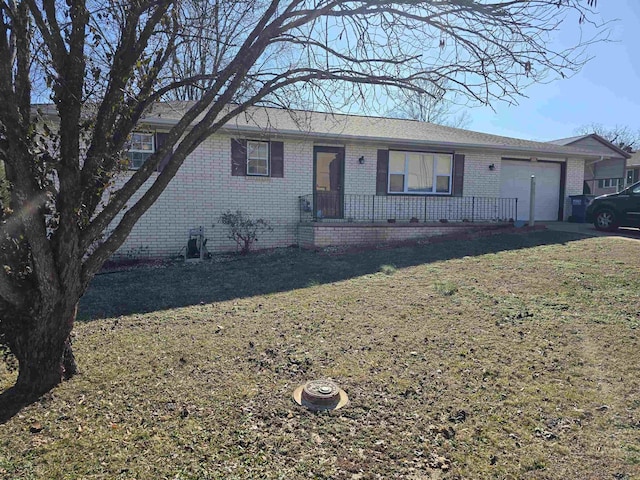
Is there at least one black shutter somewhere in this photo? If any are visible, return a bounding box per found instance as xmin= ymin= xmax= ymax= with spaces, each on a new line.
xmin=452 ymin=153 xmax=465 ymax=196
xmin=231 ymin=139 xmax=247 ymax=176
xmin=155 ymin=132 xmax=171 ymax=172
xmin=376 ymin=149 xmax=389 ymax=195
xmin=270 ymin=141 xmax=284 ymax=177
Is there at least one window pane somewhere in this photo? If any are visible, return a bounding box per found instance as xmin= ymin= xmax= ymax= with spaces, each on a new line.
xmin=316 ymin=153 xmax=337 ymax=191
xmin=257 ymin=143 xmax=268 ymax=159
xmin=248 ymin=158 xmax=268 ymax=175
xmin=436 ymin=155 xmax=452 ymax=175
xmin=389 ymin=174 xmax=404 ymax=192
xmin=131 ymin=133 xmax=153 ymax=151
xmin=127 ymin=151 xmax=151 ymax=169
xmin=247 ymin=142 xmax=257 ymax=157
xmin=248 ymin=141 xmax=268 ymax=159
xmin=389 ymin=151 xmax=405 ymax=172
xmin=407 ymin=154 xmax=433 ymax=192
xmin=130 ymin=134 xmax=142 ymax=150
xmin=436 ymin=175 xmax=450 ymax=193
xmin=247 ymin=141 xmax=269 ymax=175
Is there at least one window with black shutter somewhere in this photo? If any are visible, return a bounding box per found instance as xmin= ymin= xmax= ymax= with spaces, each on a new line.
xmin=125 ymin=131 xmax=173 ymax=172
xmin=231 ymin=139 xmax=284 ymax=177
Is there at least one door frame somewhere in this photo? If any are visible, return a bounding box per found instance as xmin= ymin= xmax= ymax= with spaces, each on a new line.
xmin=313 ymin=145 xmax=345 ymax=219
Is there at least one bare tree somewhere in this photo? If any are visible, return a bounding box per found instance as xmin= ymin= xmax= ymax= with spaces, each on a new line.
xmin=388 ymin=79 xmax=472 ymax=128
xmin=575 ymin=123 xmax=640 ymax=152
xmin=0 ymin=0 xmax=605 ymax=405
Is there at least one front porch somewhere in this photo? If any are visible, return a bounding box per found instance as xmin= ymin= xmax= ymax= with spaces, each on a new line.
xmin=298 ymin=194 xmax=517 ymax=248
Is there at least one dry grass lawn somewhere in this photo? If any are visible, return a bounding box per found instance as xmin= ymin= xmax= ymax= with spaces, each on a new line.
xmin=1 ymin=230 xmax=639 ymax=479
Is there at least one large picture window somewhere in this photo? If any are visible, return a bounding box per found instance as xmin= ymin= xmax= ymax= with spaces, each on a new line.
xmin=247 ymin=140 xmax=269 ymax=176
xmin=127 ymin=132 xmax=155 ymax=170
xmin=388 ymin=151 xmax=452 ymax=194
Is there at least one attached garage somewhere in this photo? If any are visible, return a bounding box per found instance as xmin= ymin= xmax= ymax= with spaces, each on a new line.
xmin=500 ymin=160 xmax=562 ymax=221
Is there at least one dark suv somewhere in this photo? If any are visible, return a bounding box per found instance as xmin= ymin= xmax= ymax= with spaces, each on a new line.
xmin=585 ymin=181 xmax=640 ymax=231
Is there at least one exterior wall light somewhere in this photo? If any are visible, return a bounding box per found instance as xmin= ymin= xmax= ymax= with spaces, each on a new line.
xmin=488 ymin=163 xmax=495 ymax=171
xmin=358 ymin=156 xmax=365 ymax=164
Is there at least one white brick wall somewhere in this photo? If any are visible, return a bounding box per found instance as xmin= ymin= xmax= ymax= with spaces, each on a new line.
xmin=112 ymin=134 xmax=314 ymax=257
xmin=108 ymin=136 xmax=586 ymax=257
xmin=564 ymin=157 xmax=585 ymax=220
xmin=460 ymin=151 xmax=502 ymax=197
xmin=344 ymin=144 xmax=378 ymax=195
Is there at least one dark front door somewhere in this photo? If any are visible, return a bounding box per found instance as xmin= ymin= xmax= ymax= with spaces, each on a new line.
xmin=314 ymin=146 xmax=344 ymax=219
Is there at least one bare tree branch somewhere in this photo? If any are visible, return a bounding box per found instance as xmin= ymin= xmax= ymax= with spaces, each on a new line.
xmin=0 ymin=0 xmax=608 ymax=397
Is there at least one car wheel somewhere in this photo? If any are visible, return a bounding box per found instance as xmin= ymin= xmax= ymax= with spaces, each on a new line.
xmin=594 ymin=209 xmax=618 ymax=231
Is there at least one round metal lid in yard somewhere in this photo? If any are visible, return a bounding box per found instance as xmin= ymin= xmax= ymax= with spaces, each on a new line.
xmin=293 ymin=379 xmax=349 ymax=411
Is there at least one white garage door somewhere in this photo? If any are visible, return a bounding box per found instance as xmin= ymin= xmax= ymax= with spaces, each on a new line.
xmin=500 ymin=160 xmax=561 ymax=221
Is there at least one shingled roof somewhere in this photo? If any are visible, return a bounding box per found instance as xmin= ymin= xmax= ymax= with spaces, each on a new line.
xmin=38 ymin=101 xmax=602 ymax=159
xmin=138 ymin=102 xmax=601 ymax=159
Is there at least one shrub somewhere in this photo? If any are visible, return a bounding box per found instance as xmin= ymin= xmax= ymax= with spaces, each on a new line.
xmin=219 ymin=210 xmax=272 ymax=255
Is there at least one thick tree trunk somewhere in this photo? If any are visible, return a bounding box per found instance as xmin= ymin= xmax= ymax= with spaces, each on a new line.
xmin=9 ymin=304 xmax=78 ymax=398
xmin=14 ymin=344 xmax=68 ymax=397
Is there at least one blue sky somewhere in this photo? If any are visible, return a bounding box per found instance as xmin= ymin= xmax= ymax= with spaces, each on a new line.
xmin=468 ymin=1 xmax=640 ymax=142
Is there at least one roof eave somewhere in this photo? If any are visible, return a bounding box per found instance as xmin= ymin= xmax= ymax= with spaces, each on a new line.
xmin=139 ymin=117 xmax=598 ymax=160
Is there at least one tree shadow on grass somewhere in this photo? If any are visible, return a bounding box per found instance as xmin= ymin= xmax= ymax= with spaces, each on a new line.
xmin=0 ymin=387 xmax=40 ymax=424
xmin=78 ymin=229 xmax=598 ymax=320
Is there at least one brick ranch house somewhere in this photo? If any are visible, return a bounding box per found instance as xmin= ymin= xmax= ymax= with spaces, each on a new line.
xmin=100 ymin=103 xmax=604 ymax=257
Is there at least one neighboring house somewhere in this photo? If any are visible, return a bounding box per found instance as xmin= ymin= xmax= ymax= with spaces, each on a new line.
xmin=625 ymin=151 xmax=640 ymax=187
xmin=549 ymin=134 xmax=632 ymax=196
xmin=101 ymin=103 xmax=603 ymax=256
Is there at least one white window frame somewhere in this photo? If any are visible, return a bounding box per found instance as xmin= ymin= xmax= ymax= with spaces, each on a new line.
xmin=127 ymin=132 xmax=155 ymax=170
xmin=246 ymin=140 xmax=270 ymax=176
xmin=598 ymin=178 xmax=622 ymax=189
xmin=388 ymin=151 xmax=453 ymax=195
